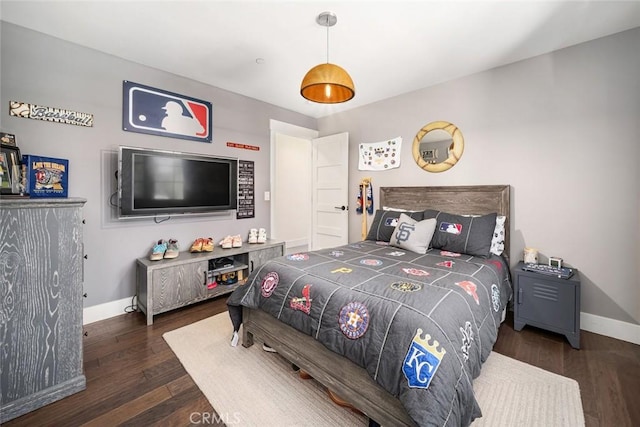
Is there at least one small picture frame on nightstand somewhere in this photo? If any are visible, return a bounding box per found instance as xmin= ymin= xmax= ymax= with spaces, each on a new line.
xmin=549 ymin=257 xmax=562 ymax=268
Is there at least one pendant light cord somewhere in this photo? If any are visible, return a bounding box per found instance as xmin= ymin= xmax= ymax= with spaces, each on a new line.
xmin=325 ymin=15 xmax=330 ymax=64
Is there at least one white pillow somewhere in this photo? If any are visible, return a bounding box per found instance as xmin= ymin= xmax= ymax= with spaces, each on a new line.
xmin=389 ymin=213 xmax=437 ymax=254
xmin=490 ymin=215 xmax=506 ymax=256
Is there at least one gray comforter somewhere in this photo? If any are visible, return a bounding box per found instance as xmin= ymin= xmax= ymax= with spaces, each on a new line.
xmin=227 ymin=240 xmax=512 ymax=426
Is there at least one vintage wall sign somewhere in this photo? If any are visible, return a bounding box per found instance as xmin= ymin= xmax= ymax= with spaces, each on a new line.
xmin=10 ymin=101 xmax=93 ymax=127
xmin=122 ymin=81 xmax=212 ymax=143
xmin=237 ymin=160 xmax=255 ymax=219
xmin=227 ymin=141 xmax=260 ymax=151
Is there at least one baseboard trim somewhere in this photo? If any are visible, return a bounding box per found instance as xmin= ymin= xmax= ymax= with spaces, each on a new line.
xmin=83 ymin=296 xmax=135 ymax=325
xmin=581 ymin=312 xmax=640 ymax=345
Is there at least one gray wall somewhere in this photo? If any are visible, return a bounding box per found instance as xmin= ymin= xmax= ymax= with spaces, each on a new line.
xmin=3 ymin=21 xmax=639 ymax=327
xmin=0 ymin=22 xmax=316 ymax=308
xmin=319 ymin=27 xmax=640 ymax=324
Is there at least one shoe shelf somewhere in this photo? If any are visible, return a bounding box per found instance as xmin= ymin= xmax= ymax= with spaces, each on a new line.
xmin=136 ymin=239 xmax=285 ymax=325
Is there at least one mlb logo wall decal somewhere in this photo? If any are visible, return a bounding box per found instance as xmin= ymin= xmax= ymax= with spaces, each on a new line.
xmin=122 ymin=81 xmax=212 ymax=143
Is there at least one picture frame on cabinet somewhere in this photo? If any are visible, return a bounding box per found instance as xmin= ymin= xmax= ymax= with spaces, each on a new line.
xmin=0 ymin=143 xmax=22 ymax=194
xmin=0 ymin=132 xmax=16 ymax=146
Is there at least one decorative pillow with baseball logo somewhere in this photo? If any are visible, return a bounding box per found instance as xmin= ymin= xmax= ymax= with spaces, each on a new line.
xmin=389 ymin=213 xmax=437 ymax=254
xmin=366 ymin=209 xmax=424 ymax=242
xmin=423 ymin=210 xmax=498 ymax=258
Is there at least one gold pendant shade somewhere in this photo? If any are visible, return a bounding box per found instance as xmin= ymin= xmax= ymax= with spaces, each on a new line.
xmin=300 ymin=63 xmax=355 ymax=104
xmin=300 ymin=12 xmax=355 ymax=104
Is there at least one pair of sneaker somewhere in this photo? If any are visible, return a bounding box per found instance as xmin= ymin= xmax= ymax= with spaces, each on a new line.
xmin=220 ymin=235 xmax=242 ymax=249
xmin=150 ymin=239 xmax=179 ymax=261
xmin=190 ymin=237 xmax=214 ymax=253
xmin=248 ymin=228 xmax=267 ymax=244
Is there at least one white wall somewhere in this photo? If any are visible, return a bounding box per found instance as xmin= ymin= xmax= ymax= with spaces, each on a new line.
xmin=0 ymin=22 xmax=316 ymax=315
xmin=319 ymin=27 xmax=640 ymax=327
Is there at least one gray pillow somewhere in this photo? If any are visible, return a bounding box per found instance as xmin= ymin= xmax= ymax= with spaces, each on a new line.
xmin=423 ymin=210 xmax=497 ymax=258
xmin=389 ymin=213 xmax=437 ymax=254
xmin=366 ymin=209 xmax=423 ymax=242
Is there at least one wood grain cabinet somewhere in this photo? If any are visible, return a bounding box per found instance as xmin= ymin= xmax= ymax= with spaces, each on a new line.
xmin=0 ymin=198 xmax=87 ymax=423
xmin=513 ymin=261 xmax=581 ymax=349
xmin=136 ymin=239 xmax=285 ymax=325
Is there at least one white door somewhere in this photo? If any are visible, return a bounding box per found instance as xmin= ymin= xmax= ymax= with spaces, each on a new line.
xmin=311 ymin=132 xmax=349 ymax=250
xmin=272 ymin=132 xmax=312 ymax=252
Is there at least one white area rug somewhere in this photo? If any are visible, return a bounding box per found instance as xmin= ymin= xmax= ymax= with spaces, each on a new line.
xmin=164 ymin=313 xmax=585 ymax=427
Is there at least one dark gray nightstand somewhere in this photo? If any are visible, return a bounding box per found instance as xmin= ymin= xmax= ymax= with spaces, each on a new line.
xmin=513 ymin=261 xmax=581 ymax=349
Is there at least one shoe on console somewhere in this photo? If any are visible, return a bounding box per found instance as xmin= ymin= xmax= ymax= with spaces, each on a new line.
xmin=232 ymin=235 xmax=242 ymax=248
xmin=190 ymin=238 xmax=204 ymax=253
xmin=149 ymin=240 xmax=167 ymax=261
xmin=164 ymin=239 xmax=180 ymax=259
xmin=219 ymin=235 xmax=233 ymax=249
xmin=202 ymin=237 xmax=214 ymax=252
xmin=248 ymin=228 xmax=258 ymax=244
xmin=257 ymin=228 xmax=267 ymax=244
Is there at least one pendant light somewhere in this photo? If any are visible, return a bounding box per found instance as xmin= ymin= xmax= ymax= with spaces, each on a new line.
xmin=300 ymin=11 xmax=355 ymax=104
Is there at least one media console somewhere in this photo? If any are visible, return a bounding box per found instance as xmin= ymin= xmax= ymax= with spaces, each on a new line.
xmin=136 ymin=239 xmax=285 ymax=325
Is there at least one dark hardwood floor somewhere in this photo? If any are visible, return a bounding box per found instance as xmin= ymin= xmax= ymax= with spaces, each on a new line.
xmin=4 ymin=298 xmax=640 ymax=426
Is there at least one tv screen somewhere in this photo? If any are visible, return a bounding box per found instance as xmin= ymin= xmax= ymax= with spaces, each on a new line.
xmin=118 ymin=146 xmax=238 ymax=218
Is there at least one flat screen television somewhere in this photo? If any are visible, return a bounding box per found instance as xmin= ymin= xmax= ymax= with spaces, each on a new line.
xmin=117 ymin=146 xmax=238 ymax=219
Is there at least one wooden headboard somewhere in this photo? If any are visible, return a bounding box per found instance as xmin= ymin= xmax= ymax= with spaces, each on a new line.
xmin=379 ymin=185 xmax=511 ymax=259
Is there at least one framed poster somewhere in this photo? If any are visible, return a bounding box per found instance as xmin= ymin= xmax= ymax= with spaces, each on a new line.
xmin=1 ymin=144 xmax=22 ymax=194
xmin=122 ymin=81 xmax=212 ymax=143
xmin=237 ymin=160 xmax=254 ymax=219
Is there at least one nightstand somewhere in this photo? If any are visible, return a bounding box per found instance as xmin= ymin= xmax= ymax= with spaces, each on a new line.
xmin=513 ymin=261 xmax=581 ymax=349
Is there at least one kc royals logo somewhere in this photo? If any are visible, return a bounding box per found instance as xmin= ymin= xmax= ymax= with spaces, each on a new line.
xmin=260 ymin=272 xmax=279 ymax=298
xmin=403 ymin=328 xmax=446 ymax=389
xmin=338 ymin=302 xmax=370 ymax=339
xmin=122 ymin=81 xmax=212 ymax=143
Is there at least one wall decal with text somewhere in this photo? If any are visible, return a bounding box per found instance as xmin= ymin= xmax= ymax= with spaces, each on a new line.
xmin=10 ymin=101 xmax=93 ymax=127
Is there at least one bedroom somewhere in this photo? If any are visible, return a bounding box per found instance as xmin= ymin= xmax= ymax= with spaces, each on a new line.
xmin=1 ymin=1 xmax=639 ymax=426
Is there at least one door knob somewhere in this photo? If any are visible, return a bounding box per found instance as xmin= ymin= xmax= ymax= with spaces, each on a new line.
xmin=334 ymin=205 xmax=347 ymax=211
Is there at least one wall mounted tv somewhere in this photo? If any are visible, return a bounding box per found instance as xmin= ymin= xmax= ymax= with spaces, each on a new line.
xmin=118 ymin=146 xmax=238 ymax=219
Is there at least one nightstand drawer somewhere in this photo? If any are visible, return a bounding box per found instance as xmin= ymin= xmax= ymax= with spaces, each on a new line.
xmin=517 ymin=276 xmax=577 ymax=331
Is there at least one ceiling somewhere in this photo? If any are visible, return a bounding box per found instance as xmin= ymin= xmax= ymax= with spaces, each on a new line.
xmin=3 ymin=1 xmax=640 ymax=119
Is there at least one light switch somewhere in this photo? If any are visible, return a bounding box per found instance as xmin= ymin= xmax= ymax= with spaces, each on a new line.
xmin=264 ymin=191 xmax=270 ymax=201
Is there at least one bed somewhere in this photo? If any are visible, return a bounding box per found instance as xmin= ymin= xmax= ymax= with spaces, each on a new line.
xmin=227 ymin=185 xmax=511 ymax=426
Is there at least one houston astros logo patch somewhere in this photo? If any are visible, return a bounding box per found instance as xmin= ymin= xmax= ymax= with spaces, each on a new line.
xmin=338 ymin=302 xmax=370 ymax=339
